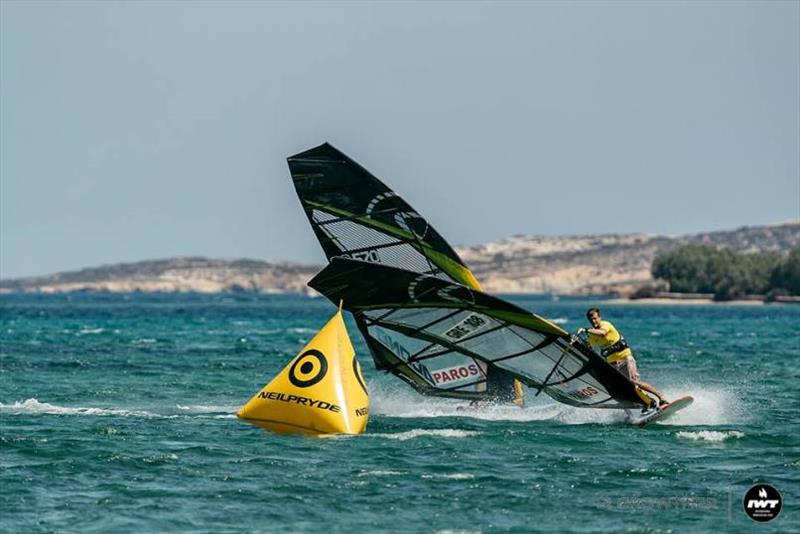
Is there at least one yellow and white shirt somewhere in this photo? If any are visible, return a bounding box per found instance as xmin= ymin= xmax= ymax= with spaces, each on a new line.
xmin=588 ymin=320 xmax=632 ymax=363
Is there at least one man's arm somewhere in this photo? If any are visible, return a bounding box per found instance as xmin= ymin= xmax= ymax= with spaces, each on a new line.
xmin=577 ymin=327 xmax=609 ymax=336
xmin=586 ymin=326 xmax=609 ymax=336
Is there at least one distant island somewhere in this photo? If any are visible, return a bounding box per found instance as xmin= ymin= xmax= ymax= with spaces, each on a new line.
xmin=0 ymin=258 xmax=321 ymax=295
xmin=2 ymin=221 xmax=798 ymax=297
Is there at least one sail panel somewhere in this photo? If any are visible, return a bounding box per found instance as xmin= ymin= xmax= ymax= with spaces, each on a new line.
xmin=288 ymin=143 xmax=480 ymax=288
xmin=364 ymin=323 xmax=488 ymax=397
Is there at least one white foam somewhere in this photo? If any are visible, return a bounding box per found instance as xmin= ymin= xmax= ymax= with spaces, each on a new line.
xmin=370 ymin=382 xmax=624 ymax=424
xmin=370 ymin=379 xmax=744 ymax=427
xmin=77 ymin=327 xmax=104 ymax=335
xmin=655 ymin=383 xmax=744 ymax=426
xmin=0 ymin=398 xmax=171 ymax=418
xmin=287 ymin=327 xmax=315 ymax=334
xmin=0 ymin=399 xmax=239 ymax=420
xmin=176 ymin=404 xmax=239 ymax=414
xmin=676 ymin=430 xmax=744 ymax=442
xmin=357 ymin=470 xmax=405 ymax=477
xmin=421 ymin=473 xmax=475 ymax=480
xmin=371 ymin=429 xmax=481 ymax=441
xmin=550 ymin=317 xmax=569 ymax=325
xmin=142 ymin=453 xmax=179 ymax=463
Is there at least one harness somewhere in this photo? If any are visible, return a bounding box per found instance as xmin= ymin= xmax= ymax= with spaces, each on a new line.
xmin=601 ymin=336 xmax=630 ymax=358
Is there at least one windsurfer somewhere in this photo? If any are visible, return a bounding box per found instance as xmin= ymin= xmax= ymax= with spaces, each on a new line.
xmin=577 ymin=308 xmax=668 ymax=410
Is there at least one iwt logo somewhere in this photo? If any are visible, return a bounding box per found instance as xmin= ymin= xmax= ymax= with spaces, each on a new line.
xmin=743 ymin=484 xmax=782 ymax=522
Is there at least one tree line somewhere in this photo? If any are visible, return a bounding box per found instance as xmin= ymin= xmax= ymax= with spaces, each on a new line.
xmin=650 ymin=245 xmax=800 ymax=301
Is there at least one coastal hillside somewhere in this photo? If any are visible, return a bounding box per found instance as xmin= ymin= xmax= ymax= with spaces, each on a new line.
xmin=2 ymin=221 xmax=798 ymax=295
xmin=456 ymin=221 xmax=800 ymax=294
xmin=0 ymin=258 xmax=320 ymax=295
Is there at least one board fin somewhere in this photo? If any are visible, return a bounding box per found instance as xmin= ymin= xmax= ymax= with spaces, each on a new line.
xmin=237 ymin=309 xmax=369 ymax=436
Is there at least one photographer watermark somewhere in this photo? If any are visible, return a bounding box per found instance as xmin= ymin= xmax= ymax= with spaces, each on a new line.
xmin=596 ymin=495 xmax=719 ymax=510
xmin=743 ymin=484 xmax=782 ymax=523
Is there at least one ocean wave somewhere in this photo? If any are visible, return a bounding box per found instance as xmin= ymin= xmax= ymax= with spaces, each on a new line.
xmin=675 ymin=430 xmax=744 ymax=442
xmin=357 ymin=470 xmax=405 ymax=477
xmin=287 ymin=327 xmax=315 ymax=334
xmin=421 ymin=473 xmax=475 ymax=480
xmin=176 ymin=404 xmax=239 ymax=413
xmin=77 ymin=327 xmax=105 ymax=335
xmin=371 ymin=429 xmax=481 ymax=441
xmin=0 ymin=398 xmax=171 ymax=418
xmin=142 ymin=453 xmax=179 ymax=463
xmin=0 ymin=399 xmax=237 ymax=420
xmin=550 ymin=317 xmax=569 ymax=324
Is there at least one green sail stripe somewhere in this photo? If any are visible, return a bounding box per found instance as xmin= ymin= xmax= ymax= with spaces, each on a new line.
xmin=484 ymin=310 xmax=569 ymax=337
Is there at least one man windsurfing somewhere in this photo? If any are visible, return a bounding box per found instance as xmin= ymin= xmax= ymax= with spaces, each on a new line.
xmin=577 ymin=308 xmax=669 ymax=411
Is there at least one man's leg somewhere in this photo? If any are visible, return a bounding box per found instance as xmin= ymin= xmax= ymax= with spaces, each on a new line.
xmin=633 ymin=386 xmax=656 ymax=407
xmin=634 ymin=381 xmax=668 ymax=405
xmin=626 ymin=358 xmax=668 ymax=405
xmin=613 ymin=358 xmax=654 ymax=407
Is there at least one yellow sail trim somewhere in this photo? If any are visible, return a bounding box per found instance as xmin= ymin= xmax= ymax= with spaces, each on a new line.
xmin=486 ymin=310 xmax=569 ymax=337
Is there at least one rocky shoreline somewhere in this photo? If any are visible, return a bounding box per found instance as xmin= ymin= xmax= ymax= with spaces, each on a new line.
xmin=2 ymin=221 xmax=797 ymax=296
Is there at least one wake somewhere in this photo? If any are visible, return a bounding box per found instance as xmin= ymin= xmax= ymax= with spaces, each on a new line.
xmin=369 ymin=380 xmax=745 ymax=426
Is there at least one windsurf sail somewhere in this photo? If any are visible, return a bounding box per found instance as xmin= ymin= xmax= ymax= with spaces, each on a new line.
xmin=309 ymin=258 xmax=647 ymax=409
xmin=288 ymin=143 xmax=497 ymax=399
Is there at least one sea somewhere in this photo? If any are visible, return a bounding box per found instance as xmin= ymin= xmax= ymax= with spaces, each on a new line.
xmin=1 ymin=293 xmax=797 ymax=533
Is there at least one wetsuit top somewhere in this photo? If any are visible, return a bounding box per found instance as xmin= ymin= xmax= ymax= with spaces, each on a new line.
xmin=588 ymin=320 xmax=633 ymax=363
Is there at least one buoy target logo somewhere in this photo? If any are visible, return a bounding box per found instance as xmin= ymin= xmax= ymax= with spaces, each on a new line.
xmin=289 ymin=350 xmax=328 ymax=388
xmin=743 ymin=484 xmax=782 ymax=522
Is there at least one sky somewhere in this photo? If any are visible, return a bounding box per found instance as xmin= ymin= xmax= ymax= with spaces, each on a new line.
xmin=1 ymin=1 xmax=798 ymax=279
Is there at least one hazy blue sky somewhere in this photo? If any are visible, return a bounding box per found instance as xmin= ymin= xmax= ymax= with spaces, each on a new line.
xmin=1 ymin=1 xmax=798 ymax=278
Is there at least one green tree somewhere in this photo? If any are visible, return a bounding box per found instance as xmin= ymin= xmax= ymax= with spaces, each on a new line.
xmin=652 ymin=246 xmax=783 ymax=300
xmin=770 ymin=247 xmax=800 ymax=295
xmin=652 ymin=246 xmax=720 ymax=293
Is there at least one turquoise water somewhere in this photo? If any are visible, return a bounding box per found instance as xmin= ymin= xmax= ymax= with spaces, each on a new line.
xmin=1 ymin=293 xmax=798 ymax=532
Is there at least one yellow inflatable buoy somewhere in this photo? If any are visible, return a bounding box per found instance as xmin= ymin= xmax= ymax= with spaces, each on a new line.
xmin=237 ymin=306 xmax=369 ymax=436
